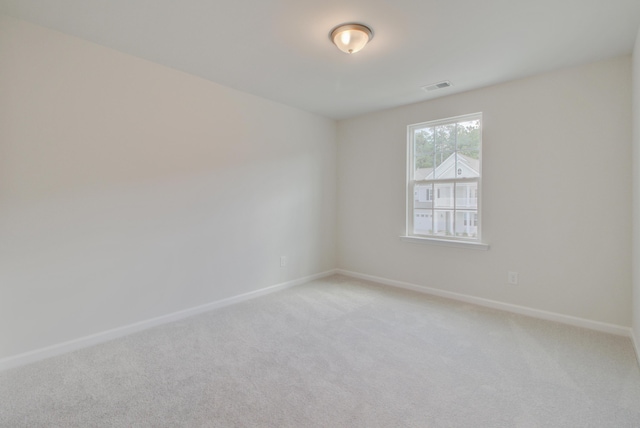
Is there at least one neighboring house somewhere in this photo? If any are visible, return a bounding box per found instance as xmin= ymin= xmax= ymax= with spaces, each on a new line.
xmin=414 ymin=152 xmax=479 ymax=237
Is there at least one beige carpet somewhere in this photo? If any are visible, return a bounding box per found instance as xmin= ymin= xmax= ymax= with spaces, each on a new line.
xmin=1 ymin=275 xmax=639 ymax=427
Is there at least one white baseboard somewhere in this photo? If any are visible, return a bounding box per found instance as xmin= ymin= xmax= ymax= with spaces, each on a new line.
xmin=0 ymin=269 xmax=337 ymax=372
xmin=336 ymin=269 xmax=632 ymax=338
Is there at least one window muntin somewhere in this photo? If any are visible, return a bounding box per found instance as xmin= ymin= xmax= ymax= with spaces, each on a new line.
xmin=408 ymin=113 xmax=482 ymax=241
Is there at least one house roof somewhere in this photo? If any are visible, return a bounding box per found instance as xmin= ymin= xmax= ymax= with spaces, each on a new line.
xmin=415 ymin=168 xmax=433 ymax=181
xmin=415 ymin=153 xmax=479 ymax=181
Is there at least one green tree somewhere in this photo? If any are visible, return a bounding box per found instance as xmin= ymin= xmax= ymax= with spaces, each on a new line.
xmin=414 ymin=128 xmax=434 ymax=169
xmin=456 ymin=120 xmax=480 ymax=159
xmin=413 ymin=120 xmax=480 ymax=172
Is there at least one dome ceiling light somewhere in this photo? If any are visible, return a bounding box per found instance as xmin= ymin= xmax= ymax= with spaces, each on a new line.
xmin=330 ymin=23 xmax=373 ymax=54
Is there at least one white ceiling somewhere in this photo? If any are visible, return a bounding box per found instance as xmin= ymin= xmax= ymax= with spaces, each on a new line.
xmin=2 ymin=0 xmax=640 ymax=119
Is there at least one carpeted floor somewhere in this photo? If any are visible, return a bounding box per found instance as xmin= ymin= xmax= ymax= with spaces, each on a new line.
xmin=1 ymin=275 xmax=639 ymax=427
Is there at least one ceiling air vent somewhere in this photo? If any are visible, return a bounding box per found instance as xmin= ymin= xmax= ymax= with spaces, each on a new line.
xmin=422 ymin=81 xmax=453 ymax=92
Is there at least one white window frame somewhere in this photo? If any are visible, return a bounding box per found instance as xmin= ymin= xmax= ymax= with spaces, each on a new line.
xmin=402 ymin=113 xmax=488 ymax=250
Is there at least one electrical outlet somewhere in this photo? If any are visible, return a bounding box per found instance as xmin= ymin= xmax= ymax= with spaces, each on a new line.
xmin=280 ymin=256 xmax=287 ymax=268
xmin=508 ymin=271 xmax=519 ymax=285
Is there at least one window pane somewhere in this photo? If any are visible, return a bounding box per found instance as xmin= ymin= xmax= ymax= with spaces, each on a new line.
xmin=434 ymin=124 xmax=455 ymax=179
xmin=456 ymin=150 xmax=480 ymax=179
xmin=455 ymin=182 xmax=478 ymax=209
xmin=458 ymin=154 xmax=479 ymax=178
xmin=414 ymin=183 xmax=433 ymax=208
xmin=433 ymin=210 xmax=454 ymax=236
xmin=456 ymin=120 xmax=480 ymax=155
xmin=414 ymin=127 xmax=434 ymax=178
xmin=434 ymin=182 xmax=453 ymax=208
xmin=456 ymin=120 xmax=480 ymax=179
xmin=413 ymin=210 xmax=433 ymax=235
xmin=455 ymin=210 xmax=478 ymax=238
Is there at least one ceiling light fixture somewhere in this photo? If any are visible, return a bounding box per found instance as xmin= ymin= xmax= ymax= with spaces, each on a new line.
xmin=330 ymin=23 xmax=373 ymax=54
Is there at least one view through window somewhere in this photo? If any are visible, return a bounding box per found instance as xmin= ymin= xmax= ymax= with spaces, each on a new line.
xmin=407 ymin=113 xmax=482 ymax=241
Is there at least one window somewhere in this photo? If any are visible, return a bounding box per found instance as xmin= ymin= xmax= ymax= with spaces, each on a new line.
xmin=407 ymin=113 xmax=482 ymax=242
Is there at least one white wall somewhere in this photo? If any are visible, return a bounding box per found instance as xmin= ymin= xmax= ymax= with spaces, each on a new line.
xmin=632 ymin=27 xmax=640 ymax=358
xmin=338 ymin=56 xmax=632 ymax=327
xmin=0 ymin=16 xmax=337 ymax=360
xmin=1 ymin=13 xmax=635 ymax=366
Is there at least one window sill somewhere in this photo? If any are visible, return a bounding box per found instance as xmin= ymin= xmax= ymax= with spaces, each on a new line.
xmin=400 ymin=236 xmax=489 ymax=251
